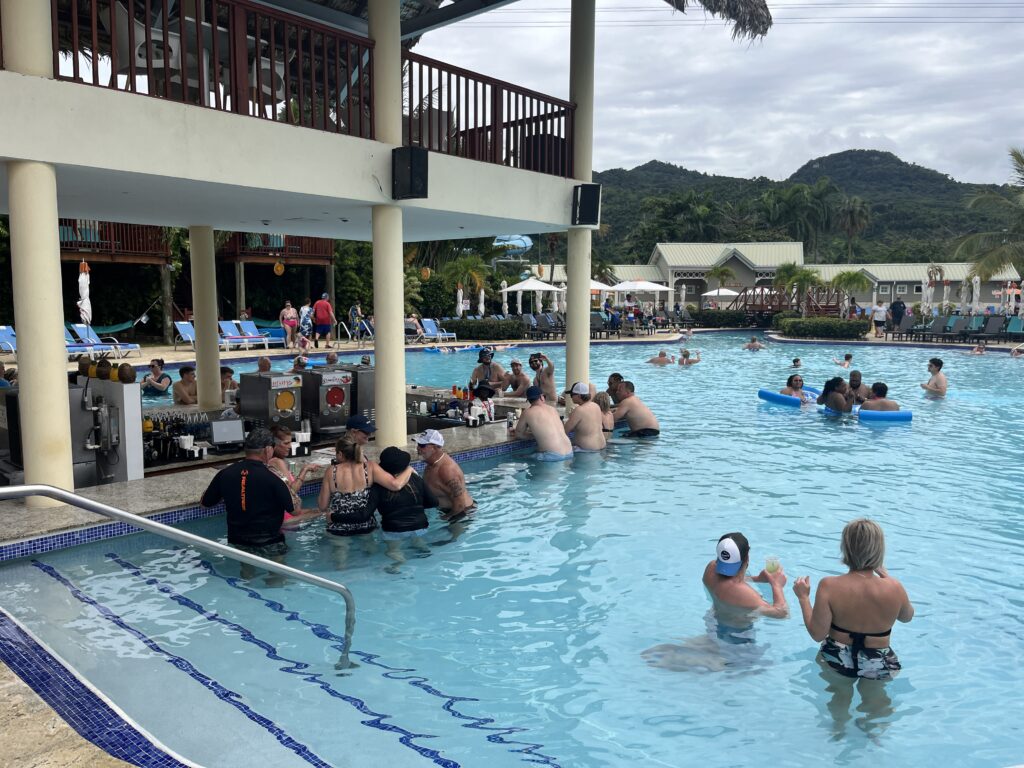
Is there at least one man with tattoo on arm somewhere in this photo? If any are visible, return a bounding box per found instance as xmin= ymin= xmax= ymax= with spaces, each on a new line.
xmin=416 ymin=430 xmax=477 ymax=523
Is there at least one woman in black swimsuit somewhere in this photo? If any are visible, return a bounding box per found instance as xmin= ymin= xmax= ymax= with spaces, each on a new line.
xmin=793 ymin=519 xmax=914 ymax=681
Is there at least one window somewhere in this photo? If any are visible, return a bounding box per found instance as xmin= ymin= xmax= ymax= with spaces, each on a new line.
xmin=878 ymin=285 xmax=891 ymax=295
xmin=913 ymin=285 xmax=922 ymax=294
xmin=896 ymin=284 xmax=908 ymax=295
xmin=687 ymin=285 xmax=696 ymax=295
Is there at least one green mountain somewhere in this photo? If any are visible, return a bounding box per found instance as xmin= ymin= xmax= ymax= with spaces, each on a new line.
xmin=592 ymin=150 xmax=1010 ymax=265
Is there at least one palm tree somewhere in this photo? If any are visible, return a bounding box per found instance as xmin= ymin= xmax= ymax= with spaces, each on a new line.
xmin=705 ymin=264 xmax=735 ymax=292
xmin=836 ymin=197 xmax=871 ymax=262
xmin=440 ymin=254 xmax=490 ymax=295
xmin=829 ymin=270 xmax=873 ymax=314
xmin=591 ymin=254 xmax=618 ymax=285
xmin=954 ymin=147 xmax=1024 ymax=280
xmin=668 ymin=0 xmax=773 ymax=38
xmin=773 ymin=262 xmax=821 ymax=315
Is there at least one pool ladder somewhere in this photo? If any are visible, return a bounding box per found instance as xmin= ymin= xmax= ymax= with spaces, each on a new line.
xmin=0 ymin=484 xmax=357 ymax=669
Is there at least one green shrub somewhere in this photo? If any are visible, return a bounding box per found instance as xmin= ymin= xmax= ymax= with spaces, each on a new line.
xmin=692 ymin=310 xmax=749 ymax=327
xmin=437 ymin=319 xmax=525 ymax=341
xmin=778 ymin=318 xmax=870 ymax=339
xmin=771 ymin=310 xmax=801 ymax=330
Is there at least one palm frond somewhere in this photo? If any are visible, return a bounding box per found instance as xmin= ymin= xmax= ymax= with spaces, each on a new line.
xmin=663 ymin=0 xmax=773 ymax=39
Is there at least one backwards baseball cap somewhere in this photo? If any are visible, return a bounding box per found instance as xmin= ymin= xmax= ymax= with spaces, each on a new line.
xmin=715 ymin=535 xmax=746 ymax=576
xmin=568 ymin=381 xmax=589 ymax=396
xmin=321 ymin=292 xmax=329 ymax=299
xmin=414 ymin=428 xmax=445 ymax=447
xmin=510 ymin=358 xmax=522 ymax=365
xmin=525 ymin=385 xmax=543 ymax=402
xmin=345 ymin=414 xmax=377 ymax=433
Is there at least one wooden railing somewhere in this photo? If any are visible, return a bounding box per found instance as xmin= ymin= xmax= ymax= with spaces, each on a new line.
xmin=50 ymin=0 xmax=374 ymax=137
xmin=403 ymin=51 xmax=575 ymax=178
xmin=727 ymin=286 xmax=845 ymax=316
xmin=58 ymin=218 xmax=169 ymax=261
xmin=219 ymin=232 xmax=334 ymax=264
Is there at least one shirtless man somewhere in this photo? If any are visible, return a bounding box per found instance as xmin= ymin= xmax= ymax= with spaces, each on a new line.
xmin=514 ymin=386 xmax=574 ymax=460
xmin=613 ymin=381 xmax=660 ymax=437
xmin=416 ymin=429 xmax=476 ymax=522
xmin=469 ymin=348 xmax=505 ymax=390
xmin=743 ymin=337 xmax=764 ymax=351
xmin=500 ymin=358 xmax=531 ymax=396
xmin=528 ymin=353 xmax=557 ymax=403
xmin=702 ymin=532 xmax=788 ymax=619
xmin=678 ymin=349 xmax=701 ymax=366
xmin=257 ymin=356 xmax=272 ymax=373
xmin=859 ymin=382 xmax=900 ymax=411
xmin=606 ymin=372 xmax=624 ymax=404
xmin=562 ymin=382 xmax=606 ymax=452
xmin=172 ymin=366 xmax=197 ymax=405
xmin=920 ymin=357 xmax=948 ymax=397
xmin=647 ymin=350 xmax=676 ymax=366
xmin=847 ymin=370 xmax=871 ymax=404
xmin=833 ymin=353 xmax=853 ymax=369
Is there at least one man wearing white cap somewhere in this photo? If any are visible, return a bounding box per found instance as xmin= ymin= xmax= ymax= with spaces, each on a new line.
xmin=562 ymin=382 xmax=606 ymax=452
xmin=702 ymin=532 xmax=789 ymax=619
xmin=514 ymin=386 xmax=573 ymax=461
xmin=500 ymin=358 xmax=531 ymax=397
xmin=415 ymin=429 xmax=476 ymax=521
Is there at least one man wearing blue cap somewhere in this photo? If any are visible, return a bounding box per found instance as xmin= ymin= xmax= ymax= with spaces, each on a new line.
xmin=702 ymin=532 xmax=789 ymax=619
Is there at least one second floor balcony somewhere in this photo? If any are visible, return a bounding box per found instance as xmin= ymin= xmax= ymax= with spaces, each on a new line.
xmin=28 ymin=1 xmax=573 ymax=178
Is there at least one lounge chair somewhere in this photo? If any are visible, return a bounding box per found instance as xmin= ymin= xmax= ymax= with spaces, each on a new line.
xmin=590 ymin=312 xmax=609 ymax=339
xmin=404 ymin=320 xmax=425 ymax=343
xmin=422 ymin=318 xmax=456 ymax=342
xmin=0 ymin=326 xmax=18 ymax=356
xmin=967 ymin=315 xmax=1007 ymax=343
xmin=72 ymin=324 xmax=141 ymax=358
xmin=886 ymin=315 xmax=914 ymax=341
xmin=239 ymin=320 xmax=286 ymax=347
xmin=910 ymin=316 xmax=947 ymax=343
xmin=218 ymin=321 xmax=268 ymax=349
xmin=1003 ymin=316 xmax=1024 ymax=342
xmin=536 ymin=314 xmax=562 ymax=339
xmin=174 ymin=321 xmax=197 ymax=350
xmin=63 ymin=327 xmax=108 ymax=359
xmin=937 ymin=317 xmax=969 ymax=343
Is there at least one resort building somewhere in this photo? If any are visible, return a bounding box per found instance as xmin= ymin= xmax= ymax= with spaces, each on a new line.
xmin=0 ymin=0 xmax=599 ymax=495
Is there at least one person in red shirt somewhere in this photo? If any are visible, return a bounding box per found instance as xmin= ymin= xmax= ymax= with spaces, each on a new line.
xmin=312 ymin=292 xmax=336 ymax=348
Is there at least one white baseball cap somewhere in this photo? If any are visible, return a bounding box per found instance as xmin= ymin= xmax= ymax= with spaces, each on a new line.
xmin=715 ymin=537 xmax=743 ymax=576
xmin=569 ymin=381 xmax=589 ymax=396
xmin=414 ymin=429 xmax=444 ymax=447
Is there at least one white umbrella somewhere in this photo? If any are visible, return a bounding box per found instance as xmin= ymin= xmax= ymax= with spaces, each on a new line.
xmin=611 ymin=280 xmax=672 ymax=294
xmin=1007 ymin=281 xmax=1015 ymax=315
xmin=559 ymin=282 xmax=568 ymax=311
xmin=500 ymin=280 xmax=509 ymax=315
xmin=548 ymin=288 xmax=559 ymax=313
xmin=77 ymin=262 xmax=92 ymax=325
xmin=501 ymin=277 xmax=564 ymax=293
xmin=456 ymin=286 xmax=464 ymax=318
xmin=589 ymin=279 xmax=613 ymax=292
xmin=959 ymin=279 xmax=971 ymax=314
xmin=972 ymin=275 xmax=982 ymax=315
xmin=478 ymin=288 xmax=486 ymax=317
xmin=700 ymin=288 xmax=740 ymax=298
xmin=920 ymin=277 xmax=930 ymax=316
xmin=941 ymin=281 xmax=950 ymax=313
xmin=516 ymin=290 xmax=523 ymax=315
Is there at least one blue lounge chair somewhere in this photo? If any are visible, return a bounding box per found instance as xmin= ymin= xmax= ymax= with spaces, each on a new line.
xmin=422 ymin=318 xmax=456 ymax=342
xmin=218 ymin=321 xmax=268 ymax=349
xmin=72 ymin=324 xmax=141 ymax=358
xmin=63 ymin=327 xmax=109 ymax=359
xmin=0 ymin=326 xmax=18 ymax=355
xmin=238 ymin=320 xmax=286 ymax=347
xmin=174 ymin=321 xmax=197 ymax=350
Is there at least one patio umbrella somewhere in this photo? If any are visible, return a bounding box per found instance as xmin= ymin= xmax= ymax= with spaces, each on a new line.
xmin=700 ymin=288 xmax=740 ymax=298
xmin=941 ymin=281 xmax=950 ymax=312
xmin=500 ymin=280 xmax=508 ymax=315
xmin=456 ymin=286 xmax=464 ymax=318
xmin=548 ymin=288 xmax=559 ymax=313
xmin=959 ymin=280 xmax=970 ymax=314
xmin=920 ymin=277 xmax=930 ymax=316
xmin=76 ymin=261 xmax=92 ymax=325
xmin=612 ymin=280 xmax=673 ymax=294
xmin=478 ymin=288 xmax=486 ymax=317
xmin=516 ymin=290 xmax=523 ymax=315
xmin=559 ymin=282 xmax=568 ymax=311
xmin=972 ymin=275 xmax=982 ymax=315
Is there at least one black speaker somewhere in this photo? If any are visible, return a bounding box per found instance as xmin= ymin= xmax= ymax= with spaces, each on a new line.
xmin=392 ymin=147 xmax=428 ymax=200
xmin=572 ymin=183 xmax=602 ymax=226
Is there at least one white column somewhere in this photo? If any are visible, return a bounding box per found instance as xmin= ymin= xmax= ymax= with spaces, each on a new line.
xmin=565 ymin=0 xmax=596 ymax=390
xmin=368 ymin=0 xmax=407 ymax=448
xmin=189 ymin=226 xmax=222 ymax=409
xmin=3 ymin=1 xmax=73 ymax=505
xmin=234 ymin=261 xmax=246 ymax=318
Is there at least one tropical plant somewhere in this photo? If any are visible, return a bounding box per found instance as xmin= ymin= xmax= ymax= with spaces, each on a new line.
xmin=955 ymin=147 xmax=1024 ymax=280
xmin=760 ymin=178 xmax=839 ymax=262
xmin=439 ymin=254 xmax=490 ymax=296
xmin=836 ymin=196 xmax=871 ymax=262
xmin=591 ymin=254 xmax=618 ymax=285
xmin=705 ymin=265 xmax=735 ymax=292
xmin=673 ymin=0 xmax=773 ymax=38
xmin=772 ymin=262 xmax=822 ymax=315
xmin=829 ymin=270 xmax=873 ymax=295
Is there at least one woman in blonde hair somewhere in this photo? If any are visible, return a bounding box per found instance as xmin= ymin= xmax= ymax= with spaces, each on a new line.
xmin=318 ymin=433 xmax=412 ymax=567
xmin=793 ymin=519 xmax=914 ymax=680
xmin=592 ymin=392 xmax=615 ymax=433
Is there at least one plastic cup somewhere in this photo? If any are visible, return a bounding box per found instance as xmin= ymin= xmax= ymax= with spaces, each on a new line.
xmin=765 ymin=556 xmax=780 ymax=574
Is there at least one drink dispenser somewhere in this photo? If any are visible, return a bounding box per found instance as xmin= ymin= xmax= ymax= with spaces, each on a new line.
xmin=239 ymin=373 xmax=302 ymax=430
xmin=299 ymin=369 xmax=351 ymax=434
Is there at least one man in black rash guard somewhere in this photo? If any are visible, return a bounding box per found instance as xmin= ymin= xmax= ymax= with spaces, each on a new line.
xmin=201 ymin=427 xmax=294 ymax=570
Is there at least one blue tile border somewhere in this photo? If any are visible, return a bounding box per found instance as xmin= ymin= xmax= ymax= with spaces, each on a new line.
xmin=0 ymin=609 xmax=193 ymax=768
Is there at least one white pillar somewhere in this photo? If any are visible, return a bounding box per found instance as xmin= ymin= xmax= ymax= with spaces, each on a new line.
xmin=189 ymin=226 xmax=222 ymax=409
xmin=565 ymin=0 xmax=596 ymax=391
xmin=234 ymin=261 xmax=246 ymax=318
xmin=3 ymin=1 xmax=72 ymax=505
xmin=368 ymin=0 xmax=407 ymax=448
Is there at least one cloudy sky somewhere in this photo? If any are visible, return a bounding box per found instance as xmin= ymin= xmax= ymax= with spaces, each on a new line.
xmin=416 ymin=0 xmax=1024 ymax=184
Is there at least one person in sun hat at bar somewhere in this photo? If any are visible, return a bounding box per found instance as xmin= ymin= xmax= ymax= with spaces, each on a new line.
xmin=200 ymin=427 xmax=294 ymax=577
xmin=416 ymin=429 xmax=476 ymax=524
xmin=703 ymin=533 xmax=789 ymax=620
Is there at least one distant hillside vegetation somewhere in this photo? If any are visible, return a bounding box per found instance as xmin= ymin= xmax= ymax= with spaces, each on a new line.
xmin=591 ymin=150 xmax=1010 ymax=265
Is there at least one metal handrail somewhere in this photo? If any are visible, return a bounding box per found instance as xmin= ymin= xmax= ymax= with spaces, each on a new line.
xmin=0 ymin=484 xmax=356 ymax=668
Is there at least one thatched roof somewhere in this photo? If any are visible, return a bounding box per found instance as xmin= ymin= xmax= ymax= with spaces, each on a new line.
xmin=661 ymin=0 xmax=773 ymax=39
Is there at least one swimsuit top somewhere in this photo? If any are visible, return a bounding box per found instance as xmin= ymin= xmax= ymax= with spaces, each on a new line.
xmin=326 ymin=461 xmax=376 ymax=535
xmin=268 ymin=462 xmax=302 ymax=516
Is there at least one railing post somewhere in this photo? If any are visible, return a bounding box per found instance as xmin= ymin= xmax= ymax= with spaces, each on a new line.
xmin=230 ymin=4 xmax=248 ymax=114
xmin=491 ymin=85 xmax=503 ymax=165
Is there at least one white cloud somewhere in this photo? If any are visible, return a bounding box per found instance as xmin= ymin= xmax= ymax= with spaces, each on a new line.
xmin=415 ymin=0 xmax=1024 ymax=184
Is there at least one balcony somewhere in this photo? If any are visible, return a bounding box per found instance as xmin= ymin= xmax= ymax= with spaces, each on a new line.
xmin=218 ymin=232 xmax=334 ymax=265
xmin=58 ymin=218 xmax=170 ymax=264
xmin=21 ymin=1 xmax=573 ymax=177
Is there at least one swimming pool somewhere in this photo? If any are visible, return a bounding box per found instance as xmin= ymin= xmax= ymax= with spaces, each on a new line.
xmin=4 ymin=333 xmax=1023 ymax=766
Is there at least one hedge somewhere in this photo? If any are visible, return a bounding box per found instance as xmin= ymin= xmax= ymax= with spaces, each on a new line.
xmin=692 ymin=310 xmax=750 ymax=327
xmin=435 ymin=319 xmax=525 ymax=341
xmin=771 ymin=310 xmax=801 ymax=330
xmin=777 ymin=318 xmax=871 ymax=339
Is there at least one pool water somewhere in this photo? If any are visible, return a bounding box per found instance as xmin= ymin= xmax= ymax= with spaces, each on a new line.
xmin=4 ymin=334 xmax=1024 ymax=767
